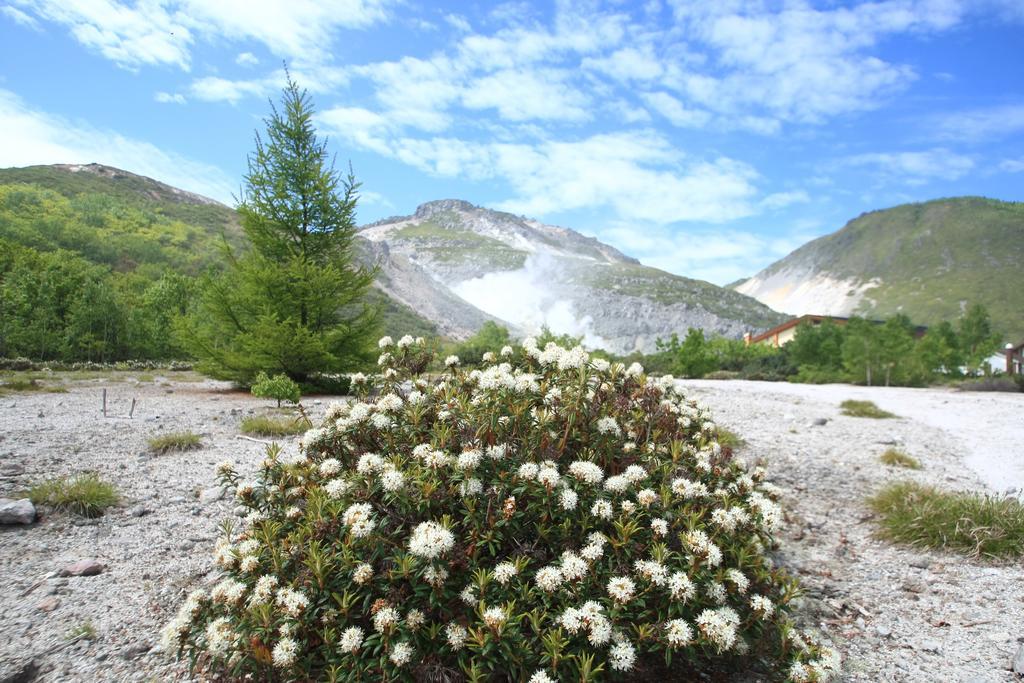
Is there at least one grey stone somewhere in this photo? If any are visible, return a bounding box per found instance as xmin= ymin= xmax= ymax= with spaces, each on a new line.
xmin=811 ymin=417 xmax=828 ymax=426
xmin=908 ymin=557 xmax=930 ymax=569
xmin=874 ymin=624 xmax=893 ymax=638
xmin=59 ymin=559 xmax=105 ymax=577
xmin=0 ymin=658 xmax=38 ymax=683
xmin=126 ymin=505 xmax=150 ymax=518
xmin=919 ymin=640 xmax=941 ymax=653
xmin=0 ymin=498 xmax=35 ymax=524
xmin=120 ymin=642 xmax=150 ymax=660
xmin=1011 ymin=642 xmax=1024 ymax=675
xmin=199 ymin=487 xmax=224 ymax=503
xmin=167 ymin=496 xmax=186 ymax=504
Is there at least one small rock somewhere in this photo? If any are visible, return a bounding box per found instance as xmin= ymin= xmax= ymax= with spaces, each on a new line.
xmin=59 ymin=559 xmax=105 ymax=577
xmin=168 ymin=496 xmax=186 ymax=504
xmin=919 ymin=640 xmax=941 ymax=653
xmin=120 ymin=642 xmax=151 ymax=660
xmin=908 ymin=557 xmax=930 ymax=569
xmin=36 ymin=596 xmax=60 ymax=612
xmin=1012 ymin=642 xmax=1024 ymax=675
xmin=0 ymin=498 xmax=36 ymax=524
xmin=902 ymin=579 xmax=926 ymax=594
xmin=199 ymin=487 xmax=224 ymax=503
xmin=811 ymin=417 xmax=828 ymax=426
xmin=127 ymin=505 xmax=150 ymax=517
xmin=874 ymin=624 xmax=893 ymax=638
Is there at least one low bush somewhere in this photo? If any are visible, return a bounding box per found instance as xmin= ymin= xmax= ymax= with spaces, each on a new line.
xmin=703 ymin=370 xmax=740 ymax=381
xmin=839 ymin=400 xmax=896 ymax=419
xmin=788 ymin=367 xmax=849 ymax=385
xmin=149 ymin=431 xmax=202 ymax=454
xmin=251 ymin=372 xmax=302 ymax=407
xmin=240 ymin=415 xmax=309 ymax=437
xmin=163 ymin=337 xmax=838 ymax=681
xmin=878 ymin=449 xmax=921 ymax=470
xmin=868 ymin=481 xmax=1024 ymax=559
xmin=28 ymin=473 xmax=119 ymax=518
xmin=954 ymin=376 xmax=1023 ymax=393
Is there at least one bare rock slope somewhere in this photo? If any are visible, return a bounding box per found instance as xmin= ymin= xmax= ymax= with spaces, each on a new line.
xmin=361 ymin=200 xmax=785 ymax=352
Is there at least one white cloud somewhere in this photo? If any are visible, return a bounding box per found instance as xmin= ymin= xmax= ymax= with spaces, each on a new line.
xmin=660 ymin=0 xmax=966 ymax=127
xmin=582 ymin=45 xmax=663 ymax=82
xmin=154 ymin=91 xmax=186 ymax=104
xmin=461 ymin=68 xmax=591 ymax=122
xmin=2 ymin=5 xmax=41 ymax=30
xmin=190 ymin=75 xmax=275 ymax=103
xmin=445 ymin=13 xmax=471 ymax=33
xmin=235 ymin=51 xmax=259 ymax=67
xmin=0 ymin=89 xmax=235 ymax=203
xmin=596 ymin=222 xmax=818 ymax=286
xmin=844 ymin=147 xmax=975 ymax=184
xmin=12 ymin=0 xmax=194 ymax=70
xmin=640 ymin=91 xmax=711 ymax=128
xmin=11 ymin=0 xmax=392 ymax=70
xmin=999 ymin=158 xmax=1024 ymax=173
xmin=928 ymin=104 xmax=1024 ymax=142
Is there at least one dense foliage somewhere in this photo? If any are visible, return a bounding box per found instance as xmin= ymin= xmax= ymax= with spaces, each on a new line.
xmin=652 ymin=306 xmax=1005 ymax=387
xmin=251 ymin=372 xmax=303 ymax=407
xmin=177 ymin=76 xmax=378 ymax=385
xmin=163 ymin=336 xmax=838 ymax=681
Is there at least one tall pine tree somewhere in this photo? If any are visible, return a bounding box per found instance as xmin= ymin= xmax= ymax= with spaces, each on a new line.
xmin=178 ymin=74 xmax=377 ymax=384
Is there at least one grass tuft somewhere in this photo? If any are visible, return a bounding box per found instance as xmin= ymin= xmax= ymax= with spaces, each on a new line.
xmin=868 ymin=481 xmax=1024 ymax=559
xmin=28 ymin=472 xmax=119 ymax=518
xmin=240 ymin=415 xmax=308 ymax=437
xmin=65 ymin=621 xmax=97 ymax=642
xmin=879 ymin=448 xmax=922 ymax=469
xmin=148 ymin=431 xmax=202 ymax=453
xmin=840 ymin=399 xmax=896 ymax=419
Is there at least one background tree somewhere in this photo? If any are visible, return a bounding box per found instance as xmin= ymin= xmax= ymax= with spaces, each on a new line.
xmin=876 ymin=314 xmax=916 ymax=386
xmin=178 ymin=74 xmax=377 ymax=384
xmin=842 ymin=317 xmax=881 ymax=385
xmin=958 ymin=303 xmax=1000 ymax=375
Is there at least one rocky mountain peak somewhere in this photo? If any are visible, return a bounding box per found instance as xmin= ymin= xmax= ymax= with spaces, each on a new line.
xmin=413 ymin=198 xmax=480 ymax=219
xmin=50 ymin=163 xmax=225 ymax=207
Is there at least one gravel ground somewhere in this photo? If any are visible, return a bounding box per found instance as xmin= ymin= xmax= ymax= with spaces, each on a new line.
xmin=0 ymin=374 xmax=1022 ymax=682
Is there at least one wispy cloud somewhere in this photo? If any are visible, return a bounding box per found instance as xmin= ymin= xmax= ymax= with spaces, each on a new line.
xmin=10 ymin=0 xmax=393 ymax=70
xmin=155 ymin=91 xmax=186 ymax=105
xmin=0 ymin=89 xmax=235 ymax=203
xmin=927 ymin=103 xmax=1024 ymax=143
xmin=843 ymin=147 xmax=975 ymax=185
xmin=1 ymin=5 xmax=41 ymax=30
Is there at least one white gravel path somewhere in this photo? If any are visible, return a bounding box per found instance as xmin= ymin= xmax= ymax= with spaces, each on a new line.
xmin=0 ymin=375 xmax=1021 ymax=682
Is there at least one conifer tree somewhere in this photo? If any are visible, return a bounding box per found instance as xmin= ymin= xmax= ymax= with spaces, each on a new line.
xmin=178 ymin=74 xmax=377 ymax=384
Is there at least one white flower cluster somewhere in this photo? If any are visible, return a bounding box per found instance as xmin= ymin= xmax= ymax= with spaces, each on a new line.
xmin=166 ymin=336 xmax=837 ymax=682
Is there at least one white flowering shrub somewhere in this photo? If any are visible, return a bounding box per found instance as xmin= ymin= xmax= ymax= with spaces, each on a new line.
xmin=163 ymin=336 xmax=839 ymax=681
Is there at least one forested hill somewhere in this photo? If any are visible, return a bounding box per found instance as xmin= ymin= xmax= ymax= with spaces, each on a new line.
xmin=0 ymin=163 xmax=242 ymax=274
xmin=0 ymin=164 xmax=436 ymax=362
xmin=734 ymin=197 xmax=1024 ymax=340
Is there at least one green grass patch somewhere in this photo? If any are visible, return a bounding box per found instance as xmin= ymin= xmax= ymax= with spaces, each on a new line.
xmin=879 ymin=449 xmax=922 ymax=469
xmin=27 ymin=472 xmax=119 ymax=518
xmin=148 ymin=431 xmax=202 ymax=453
xmin=240 ymin=415 xmax=308 ymax=437
xmin=868 ymin=481 xmax=1024 ymax=559
xmin=65 ymin=621 xmax=97 ymax=642
xmin=840 ymin=399 xmax=896 ymax=419
xmin=0 ymin=377 xmax=68 ymax=393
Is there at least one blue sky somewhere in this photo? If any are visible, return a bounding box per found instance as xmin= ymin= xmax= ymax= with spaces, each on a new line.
xmin=1 ymin=0 xmax=1022 ymax=285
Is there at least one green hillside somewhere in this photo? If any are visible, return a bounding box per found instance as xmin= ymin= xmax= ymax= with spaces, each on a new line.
xmin=760 ymin=197 xmax=1024 ymax=339
xmin=0 ymin=164 xmax=435 ymax=361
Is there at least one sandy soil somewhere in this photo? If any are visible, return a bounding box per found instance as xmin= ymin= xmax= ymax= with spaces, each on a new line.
xmin=0 ymin=374 xmax=1022 ymax=682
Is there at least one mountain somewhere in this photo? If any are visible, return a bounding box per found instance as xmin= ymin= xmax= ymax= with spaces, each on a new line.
xmin=0 ymin=164 xmax=786 ymax=354
xmin=0 ymin=163 xmax=438 ymax=339
xmin=361 ymin=200 xmax=787 ymax=353
xmin=733 ymin=197 xmax=1024 ymax=339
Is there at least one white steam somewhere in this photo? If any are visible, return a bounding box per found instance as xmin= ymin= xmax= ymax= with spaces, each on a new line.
xmin=451 ymin=254 xmax=607 ymax=348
